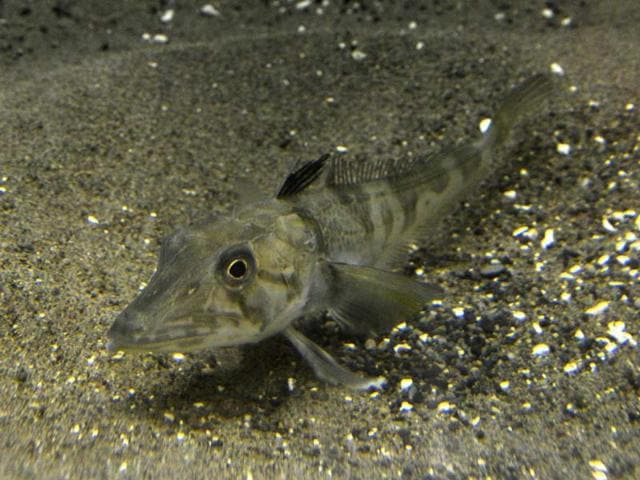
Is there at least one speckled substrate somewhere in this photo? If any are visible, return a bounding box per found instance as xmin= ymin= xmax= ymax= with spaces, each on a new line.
xmin=1 ymin=2 xmax=639 ymax=479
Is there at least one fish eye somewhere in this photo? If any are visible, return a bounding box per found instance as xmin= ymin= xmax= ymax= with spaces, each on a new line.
xmin=218 ymin=245 xmax=256 ymax=287
xmin=227 ymin=258 xmax=248 ymax=279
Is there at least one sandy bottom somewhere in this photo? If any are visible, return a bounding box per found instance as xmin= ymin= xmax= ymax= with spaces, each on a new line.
xmin=1 ymin=1 xmax=639 ymax=478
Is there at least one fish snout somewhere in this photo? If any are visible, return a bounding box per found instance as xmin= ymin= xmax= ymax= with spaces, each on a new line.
xmin=107 ymin=309 xmax=146 ymax=352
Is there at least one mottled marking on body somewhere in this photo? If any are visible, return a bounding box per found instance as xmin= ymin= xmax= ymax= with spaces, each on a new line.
xmin=398 ymin=189 xmax=419 ymax=232
xmin=425 ymin=161 xmax=450 ymax=193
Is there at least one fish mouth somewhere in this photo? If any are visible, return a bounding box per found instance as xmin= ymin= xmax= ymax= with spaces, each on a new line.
xmin=106 ymin=333 xmax=213 ymax=354
xmin=107 ymin=310 xmax=263 ymax=353
xmin=107 ymin=311 xmax=219 ymax=353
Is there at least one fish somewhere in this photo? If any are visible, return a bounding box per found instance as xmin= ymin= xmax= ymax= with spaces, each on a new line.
xmin=107 ymin=74 xmax=554 ymax=389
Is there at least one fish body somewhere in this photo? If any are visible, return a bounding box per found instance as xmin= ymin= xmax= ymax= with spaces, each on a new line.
xmin=108 ymin=75 xmax=553 ymax=389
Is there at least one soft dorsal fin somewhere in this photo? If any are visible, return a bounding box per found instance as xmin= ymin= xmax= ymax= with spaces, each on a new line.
xmin=276 ymin=153 xmax=330 ymax=198
xmin=327 ymin=154 xmax=422 ymax=187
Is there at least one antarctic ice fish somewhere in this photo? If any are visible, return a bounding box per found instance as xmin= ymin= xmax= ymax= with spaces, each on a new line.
xmin=108 ymin=74 xmax=553 ymax=389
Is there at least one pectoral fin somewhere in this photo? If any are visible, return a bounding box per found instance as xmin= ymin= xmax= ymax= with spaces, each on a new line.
xmin=284 ymin=327 xmax=386 ymax=390
xmin=326 ymin=262 xmax=444 ymax=335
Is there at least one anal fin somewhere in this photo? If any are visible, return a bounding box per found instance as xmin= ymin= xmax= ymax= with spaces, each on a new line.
xmin=284 ymin=327 xmax=386 ymax=390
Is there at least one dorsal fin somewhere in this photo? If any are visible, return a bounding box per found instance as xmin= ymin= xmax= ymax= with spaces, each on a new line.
xmin=276 ymin=153 xmax=330 ymax=198
xmin=327 ymin=154 xmax=422 ymax=187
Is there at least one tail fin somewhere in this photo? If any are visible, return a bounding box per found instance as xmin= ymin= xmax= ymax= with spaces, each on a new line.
xmin=482 ymin=74 xmax=555 ymax=151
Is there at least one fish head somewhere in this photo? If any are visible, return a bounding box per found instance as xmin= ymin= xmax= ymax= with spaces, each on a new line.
xmin=107 ymin=202 xmax=320 ymax=353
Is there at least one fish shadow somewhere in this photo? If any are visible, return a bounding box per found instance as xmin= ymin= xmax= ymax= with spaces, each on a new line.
xmin=122 ymin=336 xmax=314 ymax=426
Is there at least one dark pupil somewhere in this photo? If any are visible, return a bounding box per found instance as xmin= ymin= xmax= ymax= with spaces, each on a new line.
xmin=228 ymin=259 xmax=247 ymax=279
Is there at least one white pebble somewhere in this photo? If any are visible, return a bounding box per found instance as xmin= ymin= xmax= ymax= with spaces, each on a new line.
xmin=541 ymin=228 xmax=555 ymax=249
xmin=393 ymin=343 xmax=412 ymax=354
xmin=550 ymin=62 xmax=565 ymax=76
xmin=515 ymin=204 xmax=533 ymax=212
xmin=163 ymin=411 xmax=175 ymax=422
xmin=524 ymin=227 xmax=538 ymax=240
xmin=589 ymin=459 xmax=608 ymax=474
xmin=392 ymin=322 xmax=409 ymax=332
xmin=585 ymin=301 xmax=609 ymax=316
xmin=171 ymin=352 xmax=186 ymax=363
xmin=608 ymin=321 xmax=636 ymax=346
xmin=399 ymin=401 xmax=413 ymax=413
xmin=111 ymin=351 xmax=125 ymax=360
xmin=399 ymin=378 xmax=414 ymax=392
xmin=563 ymin=361 xmax=580 ymax=375
xmin=602 ymin=217 xmax=617 ymax=233
xmin=556 ymin=143 xmax=571 ymax=155
xmin=512 ymin=226 xmax=529 ymax=237
xmin=616 ymin=255 xmax=631 ymax=266
xmin=152 ymin=34 xmax=169 ymax=44
xmin=541 ymin=8 xmax=554 ymax=18
xmin=592 ymin=471 xmax=607 ymax=480
xmin=512 ymin=310 xmax=527 ymax=322
xmin=532 ymin=343 xmax=550 ymax=357
xmin=503 ymin=189 xmax=517 ymax=201
xmin=86 ymin=215 xmax=99 ymax=224
xmin=295 ymin=0 xmax=312 ymax=10
xmin=200 ymin=4 xmax=221 ymax=16
xmin=351 ymin=49 xmax=367 ymax=61
xmin=437 ymin=401 xmax=454 ymax=413
xmin=479 ymin=118 xmax=492 ymax=133
xmin=160 ymin=9 xmax=174 ymax=23
xmin=604 ymin=340 xmax=619 ymax=356
xmin=561 ymin=17 xmax=572 ymax=27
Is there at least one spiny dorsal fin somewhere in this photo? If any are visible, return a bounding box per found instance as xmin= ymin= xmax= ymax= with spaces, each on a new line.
xmin=276 ymin=153 xmax=330 ymax=198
